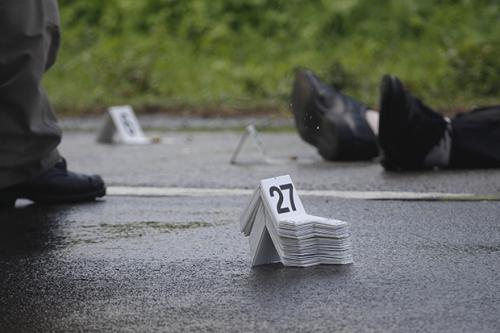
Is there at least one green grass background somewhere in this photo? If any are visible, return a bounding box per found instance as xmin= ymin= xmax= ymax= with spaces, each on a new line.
xmin=44 ymin=0 xmax=500 ymax=115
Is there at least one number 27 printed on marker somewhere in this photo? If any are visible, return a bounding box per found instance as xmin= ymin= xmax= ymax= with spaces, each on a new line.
xmin=269 ymin=183 xmax=296 ymax=214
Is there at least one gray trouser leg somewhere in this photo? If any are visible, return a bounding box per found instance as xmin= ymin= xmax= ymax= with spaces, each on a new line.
xmin=0 ymin=0 xmax=62 ymax=189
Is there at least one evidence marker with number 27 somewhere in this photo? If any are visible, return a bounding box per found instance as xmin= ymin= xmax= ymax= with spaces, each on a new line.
xmin=240 ymin=175 xmax=353 ymax=267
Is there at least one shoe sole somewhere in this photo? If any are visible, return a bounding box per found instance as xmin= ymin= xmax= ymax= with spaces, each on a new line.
xmin=292 ymin=70 xmax=344 ymax=160
xmin=291 ymin=69 xmax=322 ymax=146
xmin=379 ymin=74 xmax=399 ymax=135
xmin=379 ymin=75 xmax=405 ymax=170
xmin=379 ymin=75 xmax=439 ymax=171
xmin=0 ymin=187 xmax=106 ymax=208
xmin=317 ymin=115 xmax=341 ymax=160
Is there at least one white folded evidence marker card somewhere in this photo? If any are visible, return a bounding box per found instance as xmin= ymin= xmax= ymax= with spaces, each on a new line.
xmin=97 ymin=105 xmax=158 ymax=144
xmin=240 ymin=175 xmax=353 ymax=267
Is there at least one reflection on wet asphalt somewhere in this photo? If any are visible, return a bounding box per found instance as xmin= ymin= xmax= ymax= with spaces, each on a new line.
xmin=1 ymin=197 xmax=500 ymax=332
xmin=0 ymin=203 xmax=67 ymax=256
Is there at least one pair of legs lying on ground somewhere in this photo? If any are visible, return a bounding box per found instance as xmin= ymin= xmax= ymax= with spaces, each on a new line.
xmin=291 ymin=69 xmax=500 ymax=171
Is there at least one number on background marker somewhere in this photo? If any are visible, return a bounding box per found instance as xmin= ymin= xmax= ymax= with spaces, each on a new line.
xmin=121 ymin=113 xmax=135 ymax=135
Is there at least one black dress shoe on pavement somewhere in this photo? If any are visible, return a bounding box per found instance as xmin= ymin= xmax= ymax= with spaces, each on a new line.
xmin=378 ymin=75 xmax=447 ymax=171
xmin=291 ymin=69 xmax=378 ymax=161
xmin=0 ymin=159 xmax=106 ymax=207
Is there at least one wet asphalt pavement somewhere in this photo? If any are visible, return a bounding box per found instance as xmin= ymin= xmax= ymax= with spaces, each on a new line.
xmin=1 ymin=122 xmax=500 ymax=332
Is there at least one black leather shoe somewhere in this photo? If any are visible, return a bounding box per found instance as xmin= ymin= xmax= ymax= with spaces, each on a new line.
xmin=0 ymin=159 xmax=106 ymax=207
xmin=379 ymin=75 xmax=447 ymax=171
xmin=291 ymin=68 xmax=322 ymax=146
xmin=291 ymin=69 xmax=378 ymax=161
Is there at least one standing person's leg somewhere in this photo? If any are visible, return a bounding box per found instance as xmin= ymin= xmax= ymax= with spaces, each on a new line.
xmin=0 ymin=0 xmax=105 ymax=207
xmin=0 ymin=0 xmax=62 ymax=188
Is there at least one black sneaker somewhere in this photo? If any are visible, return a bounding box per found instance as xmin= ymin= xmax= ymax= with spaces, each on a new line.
xmin=378 ymin=75 xmax=447 ymax=171
xmin=291 ymin=69 xmax=378 ymax=161
xmin=0 ymin=159 xmax=106 ymax=207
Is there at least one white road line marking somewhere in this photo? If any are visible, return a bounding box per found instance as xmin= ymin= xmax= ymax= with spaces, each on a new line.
xmin=107 ymin=186 xmax=495 ymax=200
xmin=108 ymin=186 xmax=252 ymax=197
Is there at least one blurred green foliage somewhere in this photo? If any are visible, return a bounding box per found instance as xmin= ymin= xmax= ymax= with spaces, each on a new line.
xmin=44 ymin=0 xmax=500 ymax=114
